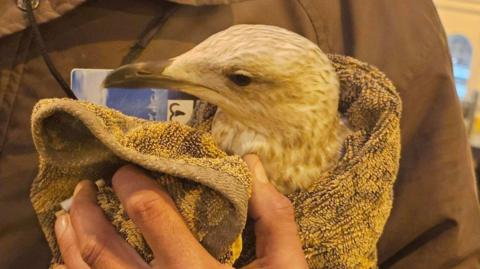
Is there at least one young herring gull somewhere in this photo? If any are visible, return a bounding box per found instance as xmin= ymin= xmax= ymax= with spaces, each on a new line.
xmin=104 ymin=24 xmax=349 ymax=194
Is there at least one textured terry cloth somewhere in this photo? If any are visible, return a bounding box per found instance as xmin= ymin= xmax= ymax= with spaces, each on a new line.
xmin=30 ymin=54 xmax=401 ymax=269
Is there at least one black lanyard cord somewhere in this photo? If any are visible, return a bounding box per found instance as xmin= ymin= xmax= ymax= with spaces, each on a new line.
xmin=25 ymin=0 xmax=76 ymax=99
xmin=122 ymin=3 xmax=178 ymax=65
xmin=24 ymin=1 xmax=177 ymax=98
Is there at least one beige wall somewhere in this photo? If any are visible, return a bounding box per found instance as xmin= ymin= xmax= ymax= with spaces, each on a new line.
xmin=435 ymin=0 xmax=480 ymax=91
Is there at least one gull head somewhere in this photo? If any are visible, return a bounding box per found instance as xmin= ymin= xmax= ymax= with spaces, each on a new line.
xmin=104 ymin=24 xmax=340 ymax=135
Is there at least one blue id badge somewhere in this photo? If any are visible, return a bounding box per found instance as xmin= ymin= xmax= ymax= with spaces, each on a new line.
xmin=71 ymin=68 xmax=198 ymax=124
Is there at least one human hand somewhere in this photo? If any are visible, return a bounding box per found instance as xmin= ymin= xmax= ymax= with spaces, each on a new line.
xmin=54 ymin=154 xmax=308 ymax=269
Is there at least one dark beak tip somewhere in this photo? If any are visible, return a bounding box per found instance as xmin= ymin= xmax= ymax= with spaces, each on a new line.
xmin=102 ymin=65 xmax=134 ymax=88
xmin=102 ymin=74 xmax=118 ymax=88
xmin=101 ymin=79 xmax=110 ymax=88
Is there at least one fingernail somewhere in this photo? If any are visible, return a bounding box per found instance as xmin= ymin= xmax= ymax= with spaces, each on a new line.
xmin=55 ymin=209 xmax=66 ymax=218
xmin=73 ymin=180 xmax=94 ymax=197
xmin=56 ymin=213 xmax=69 ymax=233
xmin=73 ymin=181 xmax=83 ymax=197
xmin=242 ymin=154 xmax=269 ymax=183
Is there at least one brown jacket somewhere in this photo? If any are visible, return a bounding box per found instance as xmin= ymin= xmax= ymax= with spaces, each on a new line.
xmin=0 ymin=0 xmax=479 ymax=268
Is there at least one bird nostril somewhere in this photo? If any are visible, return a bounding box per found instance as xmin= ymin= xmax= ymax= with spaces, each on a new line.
xmin=136 ymin=70 xmax=152 ymax=76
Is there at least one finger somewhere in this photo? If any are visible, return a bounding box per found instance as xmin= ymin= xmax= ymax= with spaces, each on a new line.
xmin=242 ymin=154 xmax=308 ymax=268
xmin=112 ymin=164 xmax=221 ymax=268
xmin=69 ymin=180 xmax=148 ymax=269
xmin=55 ymin=212 xmax=90 ymax=269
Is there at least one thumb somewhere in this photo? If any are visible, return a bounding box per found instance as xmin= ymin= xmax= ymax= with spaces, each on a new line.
xmin=242 ymin=154 xmax=308 ymax=268
xmin=242 ymin=154 xmax=294 ymax=221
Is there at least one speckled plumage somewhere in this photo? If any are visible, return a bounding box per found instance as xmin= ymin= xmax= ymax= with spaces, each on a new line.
xmin=159 ymin=25 xmax=349 ymax=193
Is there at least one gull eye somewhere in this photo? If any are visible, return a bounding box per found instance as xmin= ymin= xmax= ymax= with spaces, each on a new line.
xmin=228 ymin=73 xmax=252 ymax=87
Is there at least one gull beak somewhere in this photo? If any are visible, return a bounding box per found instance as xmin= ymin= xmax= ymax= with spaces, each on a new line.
xmin=103 ymin=60 xmax=236 ymax=114
xmin=103 ymin=61 xmax=174 ymax=89
xmin=102 ymin=61 xmax=213 ymax=96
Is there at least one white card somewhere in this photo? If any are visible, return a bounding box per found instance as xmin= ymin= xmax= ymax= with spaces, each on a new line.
xmin=70 ymin=68 xmax=197 ymax=124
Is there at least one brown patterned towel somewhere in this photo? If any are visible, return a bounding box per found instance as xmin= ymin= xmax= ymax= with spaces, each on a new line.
xmin=30 ymin=54 xmax=401 ymax=268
